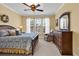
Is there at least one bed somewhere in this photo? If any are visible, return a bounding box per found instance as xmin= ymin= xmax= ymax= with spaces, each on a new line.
xmin=0 ymin=25 xmax=38 ymax=56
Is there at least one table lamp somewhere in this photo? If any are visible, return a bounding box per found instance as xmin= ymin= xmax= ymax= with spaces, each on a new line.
xmin=19 ymin=25 xmax=23 ymax=32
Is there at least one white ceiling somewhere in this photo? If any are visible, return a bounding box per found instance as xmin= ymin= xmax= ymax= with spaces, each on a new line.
xmin=2 ymin=3 xmax=62 ymax=16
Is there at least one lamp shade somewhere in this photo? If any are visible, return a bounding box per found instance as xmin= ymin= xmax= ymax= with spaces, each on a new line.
xmin=19 ymin=25 xmax=23 ymax=29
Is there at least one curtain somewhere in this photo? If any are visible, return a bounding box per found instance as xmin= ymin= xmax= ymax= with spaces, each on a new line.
xmin=26 ymin=18 xmax=31 ymax=33
xmin=45 ymin=18 xmax=50 ymax=34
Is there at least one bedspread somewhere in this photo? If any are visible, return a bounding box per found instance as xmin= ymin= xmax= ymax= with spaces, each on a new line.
xmin=0 ymin=34 xmax=33 ymax=54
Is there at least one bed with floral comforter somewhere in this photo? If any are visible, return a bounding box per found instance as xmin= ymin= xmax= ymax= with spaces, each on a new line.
xmin=0 ymin=25 xmax=38 ymax=55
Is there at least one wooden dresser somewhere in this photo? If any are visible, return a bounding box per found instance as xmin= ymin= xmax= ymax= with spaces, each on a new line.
xmin=53 ymin=31 xmax=73 ymax=55
xmin=48 ymin=31 xmax=73 ymax=55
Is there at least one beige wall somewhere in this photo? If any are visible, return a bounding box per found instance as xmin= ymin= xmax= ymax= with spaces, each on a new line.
xmin=0 ymin=4 xmax=22 ymax=29
xmin=21 ymin=16 xmax=27 ymax=32
xmin=55 ymin=3 xmax=79 ymax=55
xmin=49 ymin=15 xmax=56 ymax=30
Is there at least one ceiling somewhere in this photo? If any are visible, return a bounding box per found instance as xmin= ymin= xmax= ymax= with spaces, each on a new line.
xmin=2 ymin=3 xmax=62 ymax=16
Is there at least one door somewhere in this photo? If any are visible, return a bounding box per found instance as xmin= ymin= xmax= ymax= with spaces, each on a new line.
xmin=35 ymin=19 xmax=45 ymax=39
xmin=30 ymin=18 xmax=45 ymax=39
xmin=30 ymin=18 xmax=50 ymax=39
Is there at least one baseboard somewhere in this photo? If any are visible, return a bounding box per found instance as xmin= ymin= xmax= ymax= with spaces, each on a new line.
xmin=73 ymin=52 xmax=78 ymax=56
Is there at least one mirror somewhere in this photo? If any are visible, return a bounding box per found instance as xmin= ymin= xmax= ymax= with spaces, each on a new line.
xmin=59 ymin=12 xmax=70 ymax=31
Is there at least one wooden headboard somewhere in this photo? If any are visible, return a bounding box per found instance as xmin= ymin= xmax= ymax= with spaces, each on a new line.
xmin=0 ymin=25 xmax=16 ymax=30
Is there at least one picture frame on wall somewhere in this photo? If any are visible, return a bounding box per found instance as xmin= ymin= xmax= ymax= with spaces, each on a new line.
xmin=56 ymin=19 xmax=58 ymax=26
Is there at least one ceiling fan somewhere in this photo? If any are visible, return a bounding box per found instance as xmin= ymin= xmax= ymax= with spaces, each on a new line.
xmin=22 ymin=3 xmax=43 ymax=12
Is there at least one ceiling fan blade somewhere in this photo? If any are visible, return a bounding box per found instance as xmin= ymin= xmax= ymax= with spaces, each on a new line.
xmin=22 ymin=3 xmax=30 ymax=7
xmin=36 ymin=4 xmax=40 ymax=8
xmin=36 ymin=9 xmax=43 ymax=12
xmin=24 ymin=9 xmax=31 ymax=11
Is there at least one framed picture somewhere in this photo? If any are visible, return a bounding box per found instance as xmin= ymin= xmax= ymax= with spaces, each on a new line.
xmin=56 ymin=19 xmax=58 ymax=26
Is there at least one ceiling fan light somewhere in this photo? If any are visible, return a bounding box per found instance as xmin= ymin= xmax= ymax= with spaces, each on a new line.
xmin=32 ymin=5 xmax=34 ymax=7
xmin=31 ymin=9 xmax=35 ymax=12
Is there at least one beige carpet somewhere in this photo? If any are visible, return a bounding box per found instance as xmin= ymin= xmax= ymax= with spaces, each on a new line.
xmin=34 ymin=38 xmax=61 ymax=56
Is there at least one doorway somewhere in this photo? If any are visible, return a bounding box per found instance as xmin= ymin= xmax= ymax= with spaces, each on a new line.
xmin=30 ymin=18 xmax=45 ymax=39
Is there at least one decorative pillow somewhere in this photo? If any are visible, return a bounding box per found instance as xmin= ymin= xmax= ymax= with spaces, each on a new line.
xmin=8 ymin=29 xmax=16 ymax=36
xmin=0 ymin=30 xmax=9 ymax=37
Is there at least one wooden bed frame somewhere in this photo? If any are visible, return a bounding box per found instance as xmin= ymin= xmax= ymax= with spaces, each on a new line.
xmin=32 ymin=35 xmax=38 ymax=55
xmin=0 ymin=25 xmax=39 ymax=56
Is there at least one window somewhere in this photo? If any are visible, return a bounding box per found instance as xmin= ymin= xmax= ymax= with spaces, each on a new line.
xmin=26 ymin=17 xmax=50 ymax=34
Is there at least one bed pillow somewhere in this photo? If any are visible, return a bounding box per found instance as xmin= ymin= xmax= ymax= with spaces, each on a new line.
xmin=0 ymin=30 xmax=9 ymax=37
xmin=8 ymin=29 xmax=16 ymax=36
